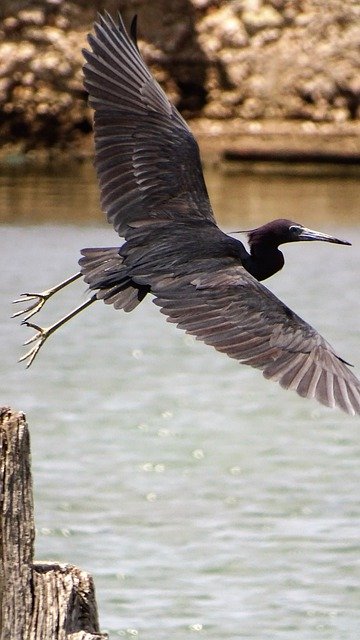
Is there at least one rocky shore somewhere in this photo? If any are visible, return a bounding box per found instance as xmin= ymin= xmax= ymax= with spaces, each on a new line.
xmin=0 ymin=0 xmax=359 ymax=164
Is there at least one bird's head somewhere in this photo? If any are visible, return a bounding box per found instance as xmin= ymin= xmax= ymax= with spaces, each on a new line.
xmin=246 ymin=219 xmax=351 ymax=249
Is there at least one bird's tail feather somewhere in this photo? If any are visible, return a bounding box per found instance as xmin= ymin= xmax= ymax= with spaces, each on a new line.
xmin=79 ymin=247 xmax=148 ymax=312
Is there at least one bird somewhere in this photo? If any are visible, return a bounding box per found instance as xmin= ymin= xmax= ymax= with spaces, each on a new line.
xmin=13 ymin=12 xmax=360 ymax=415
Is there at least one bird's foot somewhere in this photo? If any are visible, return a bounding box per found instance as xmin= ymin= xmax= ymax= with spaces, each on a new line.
xmin=19 ymin=322 xmax=52 ymax=368
xmin=12 ymin=274 xmax=82 ymax=322
xmin=12 ymin=292 xmax=50 ymax=321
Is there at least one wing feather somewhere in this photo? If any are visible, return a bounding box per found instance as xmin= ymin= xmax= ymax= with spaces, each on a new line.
xmin=151 ymin=265 xmax=360 ymax=415
xmin=83 ymin=13 xmax=215 ymax=236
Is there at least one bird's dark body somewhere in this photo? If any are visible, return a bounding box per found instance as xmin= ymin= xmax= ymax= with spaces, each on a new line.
xmin=123 ymin=222 xmax=250 ymax=284
xmin=15 ymin=12 xmax=360 ymax=415
xmin=80 ymin=220 xmax=288 ymax=322
xmin=81 ymin=218 xmax=294 ymax=302
xmin=80 ymin=221 xmax=247 ymax=311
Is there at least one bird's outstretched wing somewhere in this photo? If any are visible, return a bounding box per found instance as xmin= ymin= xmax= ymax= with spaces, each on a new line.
xmin=83 ymin=13 xmax=216 ymax=236
xmin=150 ymin=264 xmax=360 ymax=415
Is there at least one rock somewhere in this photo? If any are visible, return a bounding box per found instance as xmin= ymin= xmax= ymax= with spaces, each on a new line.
xmin=2 ymin=16 xmax=19 ymax=32
xmin=17 ymin=9 xmax=45 ymax=26
xmin=198 ymin=5 xmax=249 ymax=55
xmin=238 ymin=97 xmax=265 ymax=119
xmin=203 ymin=100 xmax=234 ymax=119
xmin=242 ymin=6 xmax=284 ymax=34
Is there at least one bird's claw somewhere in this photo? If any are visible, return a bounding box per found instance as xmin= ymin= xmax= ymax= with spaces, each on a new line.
xmin=19 ymin=322 xmax=49 ymax=368
xmin=12 ymin=292 xmax=48 ymax=321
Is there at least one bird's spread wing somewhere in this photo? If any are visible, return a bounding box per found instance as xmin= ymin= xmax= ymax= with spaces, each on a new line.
xmin=83 ymin=13 xmax=216 ymax=236
xmin=150 ymin=265 xmax=360 ymax=415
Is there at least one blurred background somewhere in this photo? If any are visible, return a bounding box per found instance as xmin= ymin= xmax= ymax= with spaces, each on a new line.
xmin=0 ymin=0 xmax=359 ymax=162
xmin=1 ymin=2 xmax=360 ymax=638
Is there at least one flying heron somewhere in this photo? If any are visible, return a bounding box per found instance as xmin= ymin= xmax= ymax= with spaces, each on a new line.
xmin=13 ymin=12 xmax=360 ymax=415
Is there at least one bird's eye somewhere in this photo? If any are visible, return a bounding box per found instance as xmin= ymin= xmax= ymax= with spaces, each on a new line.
xmin=289 ymin=225 xmax=302 ymax=235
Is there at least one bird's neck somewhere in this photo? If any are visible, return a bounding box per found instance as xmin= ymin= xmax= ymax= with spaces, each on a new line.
xmin=245 ymin=243 xmax=285 ymax=281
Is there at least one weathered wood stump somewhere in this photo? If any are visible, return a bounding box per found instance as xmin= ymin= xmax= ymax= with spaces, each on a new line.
xmin=0 ymin=407 xmax=108 ymax=640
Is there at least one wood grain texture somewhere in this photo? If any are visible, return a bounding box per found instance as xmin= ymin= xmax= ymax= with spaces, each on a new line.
xmin=0 ymin=407 xmax=108 ymax=640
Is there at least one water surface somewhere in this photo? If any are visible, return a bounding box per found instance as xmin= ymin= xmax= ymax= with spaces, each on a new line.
xmin=1 ymin=168 xmax=360 ymax=639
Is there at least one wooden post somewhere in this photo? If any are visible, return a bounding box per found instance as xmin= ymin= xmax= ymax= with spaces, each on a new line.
xmin=0 ymin=407 xmax=108 ymax=640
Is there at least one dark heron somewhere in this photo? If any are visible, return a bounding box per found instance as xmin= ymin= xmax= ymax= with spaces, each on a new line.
xmin=13 ymin=13 xmax=360 ymax=415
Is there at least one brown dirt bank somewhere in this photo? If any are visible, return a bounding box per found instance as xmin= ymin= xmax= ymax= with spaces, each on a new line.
xmin=0 ymin=0 xmax=359 ymax=165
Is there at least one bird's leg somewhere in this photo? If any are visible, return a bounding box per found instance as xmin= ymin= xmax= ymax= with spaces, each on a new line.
xmin=19 ymin=295 xmax=97 ymax=368
xmin=12 ymin=272 xmax=82 ymax=321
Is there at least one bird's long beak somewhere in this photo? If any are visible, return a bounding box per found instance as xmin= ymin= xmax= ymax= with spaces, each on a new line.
xmin=298 ymin=227 xmax=351 ymax=245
